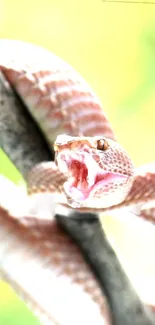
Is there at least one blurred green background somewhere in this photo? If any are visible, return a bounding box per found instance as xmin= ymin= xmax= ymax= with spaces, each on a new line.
xmin=1 ymin=0 xmax=155 ymax=323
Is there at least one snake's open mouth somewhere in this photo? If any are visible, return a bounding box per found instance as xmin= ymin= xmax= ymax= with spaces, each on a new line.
xmin=56 ymin=151 xmax=127 ymax=208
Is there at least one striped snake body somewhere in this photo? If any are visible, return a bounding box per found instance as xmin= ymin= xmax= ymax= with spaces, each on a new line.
xmin=0 ymin=39 xmax=135 ymax=211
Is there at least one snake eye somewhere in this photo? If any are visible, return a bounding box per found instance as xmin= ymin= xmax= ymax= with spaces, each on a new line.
xmin=97 ymin=139 xmax=109 ymax=151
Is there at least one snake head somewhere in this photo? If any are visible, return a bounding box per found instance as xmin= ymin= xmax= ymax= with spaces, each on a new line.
xmin=54 ymin=134 xmax=135 ymax=209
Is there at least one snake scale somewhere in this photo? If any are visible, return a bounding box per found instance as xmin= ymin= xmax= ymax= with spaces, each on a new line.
xmin=0 ymin=39 xmax=155 ymax=325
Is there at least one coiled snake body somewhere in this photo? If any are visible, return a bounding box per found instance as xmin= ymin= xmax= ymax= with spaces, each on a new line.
xmin=0 ymin=39 xmax=155 ymax=325
xmin=0 ymin=39 xmax=134 ymax=210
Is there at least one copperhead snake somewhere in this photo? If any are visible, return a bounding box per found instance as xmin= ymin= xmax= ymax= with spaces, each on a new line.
xmin=0 ymin=39 xmax=155 ymax=324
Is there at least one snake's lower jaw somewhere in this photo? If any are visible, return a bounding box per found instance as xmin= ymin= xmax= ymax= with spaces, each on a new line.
xmin=63 ymin=173 xmax=133 ymax=209
xmin=56 ymin=156 xmax=133 ymax=209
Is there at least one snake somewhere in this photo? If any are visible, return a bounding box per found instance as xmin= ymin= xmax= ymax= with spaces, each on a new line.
xmin=0 ymin=39 xmax=135 ymax=211
xmin=0 ymin=39 xmax=155 ymax=324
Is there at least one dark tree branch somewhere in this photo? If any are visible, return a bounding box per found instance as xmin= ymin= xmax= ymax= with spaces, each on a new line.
xmin=0 ymin=72 xmax=51 ymax=178
xmin=56 ymin=212 xmax=154 ymax=325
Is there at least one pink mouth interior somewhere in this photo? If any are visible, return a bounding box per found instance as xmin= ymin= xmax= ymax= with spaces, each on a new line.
xmin=70 ymin=160 xmax=88 ymax=188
